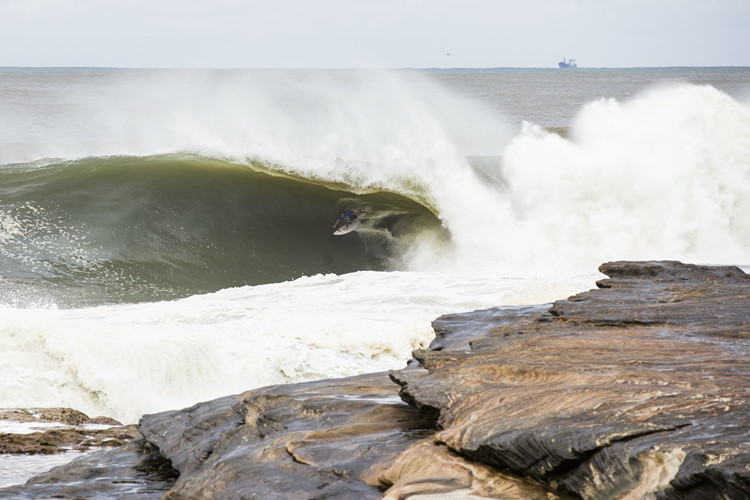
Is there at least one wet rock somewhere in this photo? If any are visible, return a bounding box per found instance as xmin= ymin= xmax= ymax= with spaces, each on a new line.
xmin=138 ymin=371 xmax=556 ymax=499
xmin=0 ymin=439 xmax=177 ymax=499
xmin=139 ymin=372 xmax=438 ymax=499
xmin=391 ymin=261 xmax=750 ymax=499
xmin=370 ymin=438 xmax=563 ymax=499
xmin=0 ymin=408 xmax=139 ymax=455
xmin=0 ymin=426 xmax=139 ymax=455
xmin=0 ymin=407 xmax=166 ymax=498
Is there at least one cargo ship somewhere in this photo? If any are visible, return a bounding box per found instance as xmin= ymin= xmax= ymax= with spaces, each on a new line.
xmin=558 ymin=57 xmax=577 ymax=68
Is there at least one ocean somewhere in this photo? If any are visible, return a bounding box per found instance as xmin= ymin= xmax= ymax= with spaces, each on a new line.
xmin=1 ymin=67 xmax=749 ymax=424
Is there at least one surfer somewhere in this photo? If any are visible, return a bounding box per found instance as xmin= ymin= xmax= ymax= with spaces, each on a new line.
xmin=332 ymin=210 xmax=360 ymax=230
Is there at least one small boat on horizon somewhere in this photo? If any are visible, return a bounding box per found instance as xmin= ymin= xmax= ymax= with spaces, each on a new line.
xmin=558 ymin=57 xmax=578 ymax=68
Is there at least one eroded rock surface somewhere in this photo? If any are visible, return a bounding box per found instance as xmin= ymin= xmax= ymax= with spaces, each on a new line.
xmin=0 ymin=408 xmax=172 ymax=498
xmin=139 ymin=373 xmax=466 ymax=498
xmin=0 ymin=408 xmax=137 ymax=455
xmin=138 ymin=371 xmax=554 ymax=499
xmin=0 ymin=439 xmax=177 ymax=499
xmin=392 ymin=261 xmax=750 ymax=498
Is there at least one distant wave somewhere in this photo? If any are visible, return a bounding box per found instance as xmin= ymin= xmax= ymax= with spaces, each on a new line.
xmin=0 ymin=154 xmax=444 ymax=307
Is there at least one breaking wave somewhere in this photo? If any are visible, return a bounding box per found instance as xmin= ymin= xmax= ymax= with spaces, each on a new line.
xmin=0 ymin=154 xmax=443 ymax=306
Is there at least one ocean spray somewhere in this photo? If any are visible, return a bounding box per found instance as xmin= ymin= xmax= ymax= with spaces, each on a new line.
xmin=492 ymin=83 xmax=750 ymax=274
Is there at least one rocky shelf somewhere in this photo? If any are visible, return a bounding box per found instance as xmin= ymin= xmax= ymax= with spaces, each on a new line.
xmin=2 ymin=261 xmax=749 ymax=499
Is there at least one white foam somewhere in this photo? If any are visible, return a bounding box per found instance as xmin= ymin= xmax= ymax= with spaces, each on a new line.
xmin=0 ymin=271 xmax=595 ymax=424
xmin=406 ymin=83 xmax=750 ymax=276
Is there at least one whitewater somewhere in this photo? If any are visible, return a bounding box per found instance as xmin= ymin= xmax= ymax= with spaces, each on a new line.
xmin=1 ymin=68 xmax=749 ymax=423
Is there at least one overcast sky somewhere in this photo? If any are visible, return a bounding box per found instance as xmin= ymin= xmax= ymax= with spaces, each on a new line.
xmin=1 ymin=0 xmax=748 ymax=68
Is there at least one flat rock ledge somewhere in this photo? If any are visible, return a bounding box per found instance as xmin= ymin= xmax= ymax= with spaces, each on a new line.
xmin=3 ymin=261 xmax=750 ymax=499
xmin=392 ymin=260 xmax=750 ymax=499
xmin=0 ymin=408 xmax=135 ymax=455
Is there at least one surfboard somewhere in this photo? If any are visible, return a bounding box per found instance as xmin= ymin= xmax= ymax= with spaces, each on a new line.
xmin=333 ymin=219 xmax=361 ymax=235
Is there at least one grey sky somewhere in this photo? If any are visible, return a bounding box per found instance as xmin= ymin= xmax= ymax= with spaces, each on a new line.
xmin=1 ymin=0 xmax=748 ymax=68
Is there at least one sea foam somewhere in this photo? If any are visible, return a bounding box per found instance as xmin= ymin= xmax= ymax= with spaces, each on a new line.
xmin=0 ymin=271 xmax=592 ymax=423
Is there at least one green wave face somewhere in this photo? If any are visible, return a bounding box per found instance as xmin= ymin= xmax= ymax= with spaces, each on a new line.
xmin=0 ymin=155 xmax=445 ymax=307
